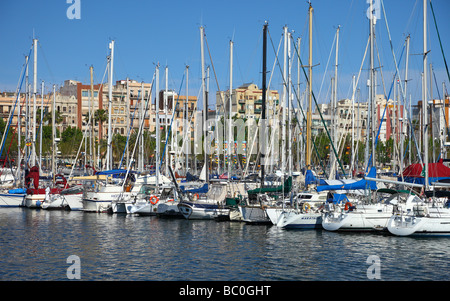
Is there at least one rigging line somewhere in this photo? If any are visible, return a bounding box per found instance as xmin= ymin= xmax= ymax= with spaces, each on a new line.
xmin=289 ymin=31 xmax=345 ymax=177
xmin=380 ymin=0 xmax=422 ymax=165
xmin=118 ymin=89 xmax=141 ymax=169
xmin=267 ymin=30 xmax=328 ymax=176
xmin=159 ymin=73 xmax=185 ymax=170
xmin=284 ymin=32 xmax=327 ymax=174
xmin=120 ymin=72 xmax=157 ymax=193
xmin=37 ymin=40 xmax=55 ymax=83
xmin=0 ymin=47 xmax=32 ymax=161
xmin=91 ymin=58 xmax=110 ymax=168
xmin=67 ymin=90 xmax=99 ymax=181
xmin=204 ymin=34 xmax=224 ymax=110
xmin=366 ymin=45 xmax=406 ymax=171
xmin=243 ymin=33 xmax=282 ymax=176
xmin=316 ymin=26 xmax=337 ymax=104
xmin=429 ymin=0 xmax=450 ymax=84
xmin=431 ymin=66 xmax=450 ymax=144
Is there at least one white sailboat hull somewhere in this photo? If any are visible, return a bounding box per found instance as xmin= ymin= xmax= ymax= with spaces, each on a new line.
xmin=24 ymin=194 xmax=46 ymax=208
xmin=127 ymin=201 xmax=158 ymax=215
xmin=157 ymin=200 xmax=182 ymax=218
xmin=238 ymin=205 xmax=271 ymax=224
xmin=178 ymin=200 xmax=229 ymax=220
xmin=42 ymin=193 xmax=83 ymax=210
xmin=266 ymin=208 xmax=322 ymax=229
xmin=321 ymin=203 xmax=396 ymax=232
xmin=0 ymin=193 xmax=25 ymax=207
xmin=83 ymin=190 xmax=131 ymax=213
xmin=322 ymin=211 xmax=392 ymax=231
xmin=387 ymin=206 xmax=450 ymax=236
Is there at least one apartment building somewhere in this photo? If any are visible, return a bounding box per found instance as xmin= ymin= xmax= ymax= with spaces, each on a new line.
xmin=216 ymin=83 xmax=279 ymax=119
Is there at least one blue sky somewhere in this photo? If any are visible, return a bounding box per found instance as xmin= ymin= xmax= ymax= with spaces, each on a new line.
xmin=1 ymin=0 xmax=449 ymax=109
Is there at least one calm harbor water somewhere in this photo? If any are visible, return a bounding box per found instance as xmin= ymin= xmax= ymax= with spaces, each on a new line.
xmin=1 ymin=207 xmax=449 ymax=281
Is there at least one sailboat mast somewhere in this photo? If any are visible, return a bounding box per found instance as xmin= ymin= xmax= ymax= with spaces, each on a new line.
xmin=370 ymin=0 xmax=376 ymax=168
xmin=423 ymin=0 xmax=429 ymax=189
xmin=282 ymin=26 xmax=288 ymax=177
xmin=228 ymin=40 xmax=233 ymax=181
xmin=261 ymin=22 xmax=268 ymax=187
xmin=107 ymin=40 xmax=115 ymax=170
xmin=32 ymin=38 xmax=37 ymax=167
xmin=139 ymin=82 xmax=144 ymax=172
xmin=52 ymin=84 xmax=56 ymax=184
xmin=25 ymin=56 xmax=29 ymax=164
xmin=90 ymin=66 xmax=95 ymax=169
xmin=156 ymin=64 xmax=160 ymax=190
xmin=333 ymin=26 xmax=340 ymax=178
xmin=200 ymin=26 xmax=209 ymax=184
xmin=288 ymin=30 xmax=293 ymax=179
xmin=306 ymin=4 xmax=313 ymax=170
xmin=404 ymin=35 xmax=410 ymax=170
xmin=297 ymin=37 xmax=303 ymax=170
xmin=165 ymin=66 xmax=169 ymax=175
xmin=16 ymin=73 xmax=21 ymax=183
xmin=39 ymin=80 xmax=44 ymax=173
xmin=351 ymin=75 xmax=356 ymax=173
xmin=185 ymin=65 xmax=189 ymax=175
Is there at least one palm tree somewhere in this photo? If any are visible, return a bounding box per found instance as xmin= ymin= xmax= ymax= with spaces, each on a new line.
xmin=94 ymin=109 xmax=107 ymax=141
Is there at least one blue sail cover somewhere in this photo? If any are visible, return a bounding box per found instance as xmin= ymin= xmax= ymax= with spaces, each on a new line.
xmin=96 ymin=169 xmax=139 ymax=180
xmin=96 ymin=169 xmax=140 ymax=175
xmin=332 ymin=193 xmax=349 ymax=204
xmin=316 ymin=167 xmax=378 ymax=192
xmin=180 ymin=183 xmax=208 ymax=194
xmin=305 ymin=169 xmax=327 ymax=186
xmin=8 ymin=188 xmax=27 ymax=194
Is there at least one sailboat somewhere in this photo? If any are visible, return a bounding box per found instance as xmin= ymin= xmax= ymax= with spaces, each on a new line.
xmin=387 ymin=191 xmax=450 ymax=236
xmin=82 ymin=169 xmax=134 ymax=212
xmin=23 ymin=166 xmax=67 ymax=208
xmin=237 ymin=22 xmax=274 ymax=224
xmin=176 ymin=26 xmax=231 ymax=220
xmin=386 ymin=0 xmax=450 ymax=236
xmin=42 ymin=185 xmax=84 ymax=210
xmin=264 ymin=5 xmax=331 ymax=228
xmin=0 ymin=42 xmax=33 ymax=207
xmin=125 ymin=173 xmax=175 ymax=215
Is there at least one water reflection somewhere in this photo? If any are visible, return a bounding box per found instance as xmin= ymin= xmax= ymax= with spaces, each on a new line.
xmin=1 ymin=208 xmax=449 ymax=280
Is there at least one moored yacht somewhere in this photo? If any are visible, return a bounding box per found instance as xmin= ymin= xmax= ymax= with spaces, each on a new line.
xmin=387 ymin=194 xmax=450 ymax=236
xmin=82 ymin=170 xmax=135 ymax=213
xmin=321 ymin=190 xmax=414 ymax=232
xmin=265 ymin=191 xmax=329 ymax=229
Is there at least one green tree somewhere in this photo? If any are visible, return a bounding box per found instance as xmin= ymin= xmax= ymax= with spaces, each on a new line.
xmin=94 ymin=109 xmax=107 ymax=140
xmin=59 ymin=126 xmax=83 ymax=156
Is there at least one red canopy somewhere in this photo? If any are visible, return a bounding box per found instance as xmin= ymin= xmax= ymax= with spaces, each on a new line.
xmin=402 ymin=160 xmax=450 ymax=178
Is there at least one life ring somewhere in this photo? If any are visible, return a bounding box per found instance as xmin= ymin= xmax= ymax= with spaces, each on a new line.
xmin=193 ymin=193 xmax=199 ymax=200
xmin=302 ymin=202 xmax=311 ymax=212
xmin=168 ymin=199 xmax=174 ymax=202
xmin=344 ymin=202 xmax=353 ymax=211
xmin=150 ymin=195 xmax=159 ymax=205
